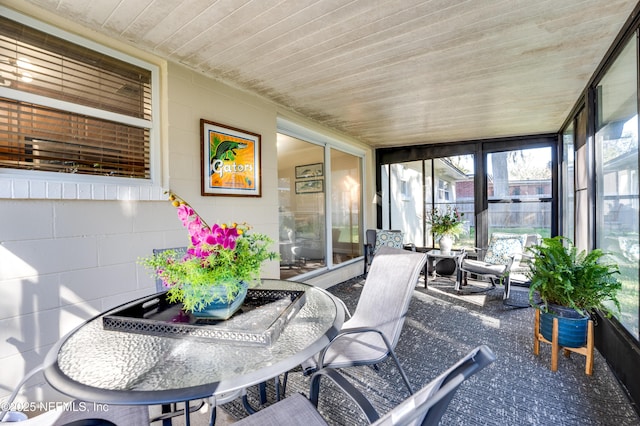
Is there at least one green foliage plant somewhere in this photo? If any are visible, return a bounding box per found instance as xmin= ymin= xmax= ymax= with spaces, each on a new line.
xmin=527 ymin=236 xmax=622 ymax=317
xmin=426 ymin=206 xmax=466 ymax=238
xmin=140 ymin=192 xmax=279 ymax=312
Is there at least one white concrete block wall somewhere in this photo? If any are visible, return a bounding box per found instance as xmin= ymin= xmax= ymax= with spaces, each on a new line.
xmin=0 ymin=199 xmax=187 ymax=401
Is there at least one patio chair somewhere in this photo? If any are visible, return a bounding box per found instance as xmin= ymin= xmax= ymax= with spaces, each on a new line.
xmin=456 ymin=232 xmax=528 ymax=300
xmin=234 ymin=345 xmax=496 ymax=426
xmin=301 ymin=246 xmax=428 ymax=394
xmin=363 ymin=229 xmax=405 ymax=275
xmin=509 ymin=233 xmax=543 ymax=285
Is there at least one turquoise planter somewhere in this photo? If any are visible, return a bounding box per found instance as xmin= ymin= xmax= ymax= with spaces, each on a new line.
xmin=191 ymin=281 xmax=249 ymax=320
xmin=539 ymin=304 xmax=589 ymax=348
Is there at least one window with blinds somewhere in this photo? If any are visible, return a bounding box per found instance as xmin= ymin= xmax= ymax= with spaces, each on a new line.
xmin=0 ymin=15 xmax=152 ymax=179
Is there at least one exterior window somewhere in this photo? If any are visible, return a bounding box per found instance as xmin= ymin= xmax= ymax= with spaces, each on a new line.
xmin=487 ymin=148 xmax=552 ymax=240
xmin=389 ymin=161 xmax=424 ymax=246
xmin=562 ymin=122 xmax=575 ymax=241
xmin=595 ymin=35 xmax=639 ymax=337
xmin=432 ymin=156 xmax=474 ymax=249
xmin=437 ymin=180 xmax=450 ymax=201
xmin=385 ymin=155 xmax=474 ymax=249
xmin=0 ymin=14 xmax=153 ymax=180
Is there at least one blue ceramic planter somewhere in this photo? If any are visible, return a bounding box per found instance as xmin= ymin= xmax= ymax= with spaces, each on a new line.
xmin=539 ymin=304 xmax=589 ymax=348
xmin=192 ymin=281 xmax=249 ymax=320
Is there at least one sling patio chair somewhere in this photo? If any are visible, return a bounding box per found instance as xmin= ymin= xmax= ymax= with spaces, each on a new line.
xmin=300 ymin=246 xmax=428 ymax=395
xmin=235 ymin=345 xmax=496 ymax=426
xmin=456 ymin=232 xmax=528 ymax=301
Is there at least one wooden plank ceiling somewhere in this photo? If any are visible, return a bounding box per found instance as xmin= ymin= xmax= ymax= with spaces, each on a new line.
xmin=21 ymin=0 xmax=639 ymax=147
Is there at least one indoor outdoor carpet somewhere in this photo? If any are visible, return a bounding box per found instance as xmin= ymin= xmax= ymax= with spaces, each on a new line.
xmin=221 ymin=276 xmax=640 ymax=425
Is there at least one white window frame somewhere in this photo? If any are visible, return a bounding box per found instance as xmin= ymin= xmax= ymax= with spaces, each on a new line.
xmin=277 ymin=117 xmax=366 ymax=274
xmin=0 ymin=7 xmax=162 ymax=201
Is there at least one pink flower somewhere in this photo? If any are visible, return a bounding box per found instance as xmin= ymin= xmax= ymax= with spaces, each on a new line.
xmin=221 ymin=227 xmax=238 ymax=250
xmin=172 ymin=194 xmax=244 ymax=255
xmin=187 ymin=246 xmax=211 ymax=260
xmin=176 ymin=204 xmax=194 ymax=225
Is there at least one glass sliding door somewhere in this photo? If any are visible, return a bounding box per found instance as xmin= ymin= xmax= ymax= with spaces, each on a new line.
xmin=595 ymin=35 xmax=639 ymax=337
xmin=331 ymin=148 xmax=363 ymax=264
xmin=277 ymin=134 xmax=326 ymax=278
xmin=486 ymin=147 xmax=552 ymax=240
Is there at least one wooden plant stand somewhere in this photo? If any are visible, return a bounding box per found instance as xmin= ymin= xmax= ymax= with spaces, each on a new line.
xmin=533 ymin=309 xmax=594 ymax=375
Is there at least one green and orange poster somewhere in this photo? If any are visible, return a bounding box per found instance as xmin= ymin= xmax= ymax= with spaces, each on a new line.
xmin=201 ymin=119 xmax=261 ymax=197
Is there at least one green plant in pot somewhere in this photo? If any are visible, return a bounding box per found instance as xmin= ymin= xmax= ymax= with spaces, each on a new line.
xmin=426 ymin=206 xmax=465 ymax=254
xmin=527 ymin=236 xmax=622 ymax=347
xmin=141 ymin=192 xmax=279 ymax=319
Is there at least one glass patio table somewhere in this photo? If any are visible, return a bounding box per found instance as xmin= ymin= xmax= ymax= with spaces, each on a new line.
xmin=42 ymin=279 xmax=344 ymax=411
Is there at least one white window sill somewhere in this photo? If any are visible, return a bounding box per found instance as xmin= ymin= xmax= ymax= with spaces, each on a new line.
xmin=0 ymin=173 xmax=165 ymax=200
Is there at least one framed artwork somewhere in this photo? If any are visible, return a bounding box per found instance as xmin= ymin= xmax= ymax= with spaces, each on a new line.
xmin=201 ymin=119 xmax=261 ymax=197
xmin=295 ymin=163 xmax=323 ymax=179
xmin=295 ymin=179 xmax=324 ymax=194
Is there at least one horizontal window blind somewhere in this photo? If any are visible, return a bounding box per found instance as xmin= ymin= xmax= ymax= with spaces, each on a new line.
xmin=0 ymin=98 xmax=150 ymax=178
xmin=0 ymin=15 xmax=152 ymax=179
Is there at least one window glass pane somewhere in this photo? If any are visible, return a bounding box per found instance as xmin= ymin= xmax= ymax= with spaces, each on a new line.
xmin=331 ymin=149 xmax=362 ymax=264
xmin=563 ymin=123 xmax=575 ymax=241
xmin=430 ymin=156 xmax=475 ymax=250
xmin=390 ymin=161 xmax=424 ymax=246
xmin=595 ymin=35 xmax=639 ymax=337
xmin=277 ymin=134 xmax=326 ymax=279
xmin=487 ymin=148 xmax=552 ymax=239
xmin=0 ymin=99 xmax=149 ymax=178
xmin=0 ymin=16 xmax=151 ymax=119
xmin=0 ymin=15 xmax=152 ymax=179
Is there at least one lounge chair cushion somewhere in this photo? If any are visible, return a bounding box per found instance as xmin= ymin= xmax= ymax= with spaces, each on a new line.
xmin=483 ymin=233 xmax=527 ymax=267
xmin=460 ymin=259 xmax=507 ymax=276
xmin=374 ymin=230 xmax=404 ymax=253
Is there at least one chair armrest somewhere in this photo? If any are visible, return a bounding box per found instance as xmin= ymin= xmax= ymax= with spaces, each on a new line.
xmin=309 ymin=368 xmax=380 ymax=424
xmin=317 ymin=327 xmax=393 ymax=368
xmin=503 ymin=254 xmax=517 ymax=269
xmin=519 ymin=253 xmax=534 ymax=263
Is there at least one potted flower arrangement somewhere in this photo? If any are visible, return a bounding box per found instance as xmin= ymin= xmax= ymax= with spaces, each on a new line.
xmin=527 ymin=236 xmax=622 ymax=347
xmin=141 ymin=192 xmax=279 ymax=319
xmin=426 ymin=205 xmax=465 ymax=253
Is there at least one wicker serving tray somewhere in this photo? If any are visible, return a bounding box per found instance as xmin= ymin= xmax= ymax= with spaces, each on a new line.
xmin=102 ymin=289 xmax=306 ymax=346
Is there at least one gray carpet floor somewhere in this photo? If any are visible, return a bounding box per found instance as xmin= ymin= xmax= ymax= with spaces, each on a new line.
xmin=221 ymin=275 xmax=640 ymax=425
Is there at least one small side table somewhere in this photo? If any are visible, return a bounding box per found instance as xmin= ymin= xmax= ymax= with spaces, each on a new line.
xmin=425 ymin=250 xmax=465 ymax=289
